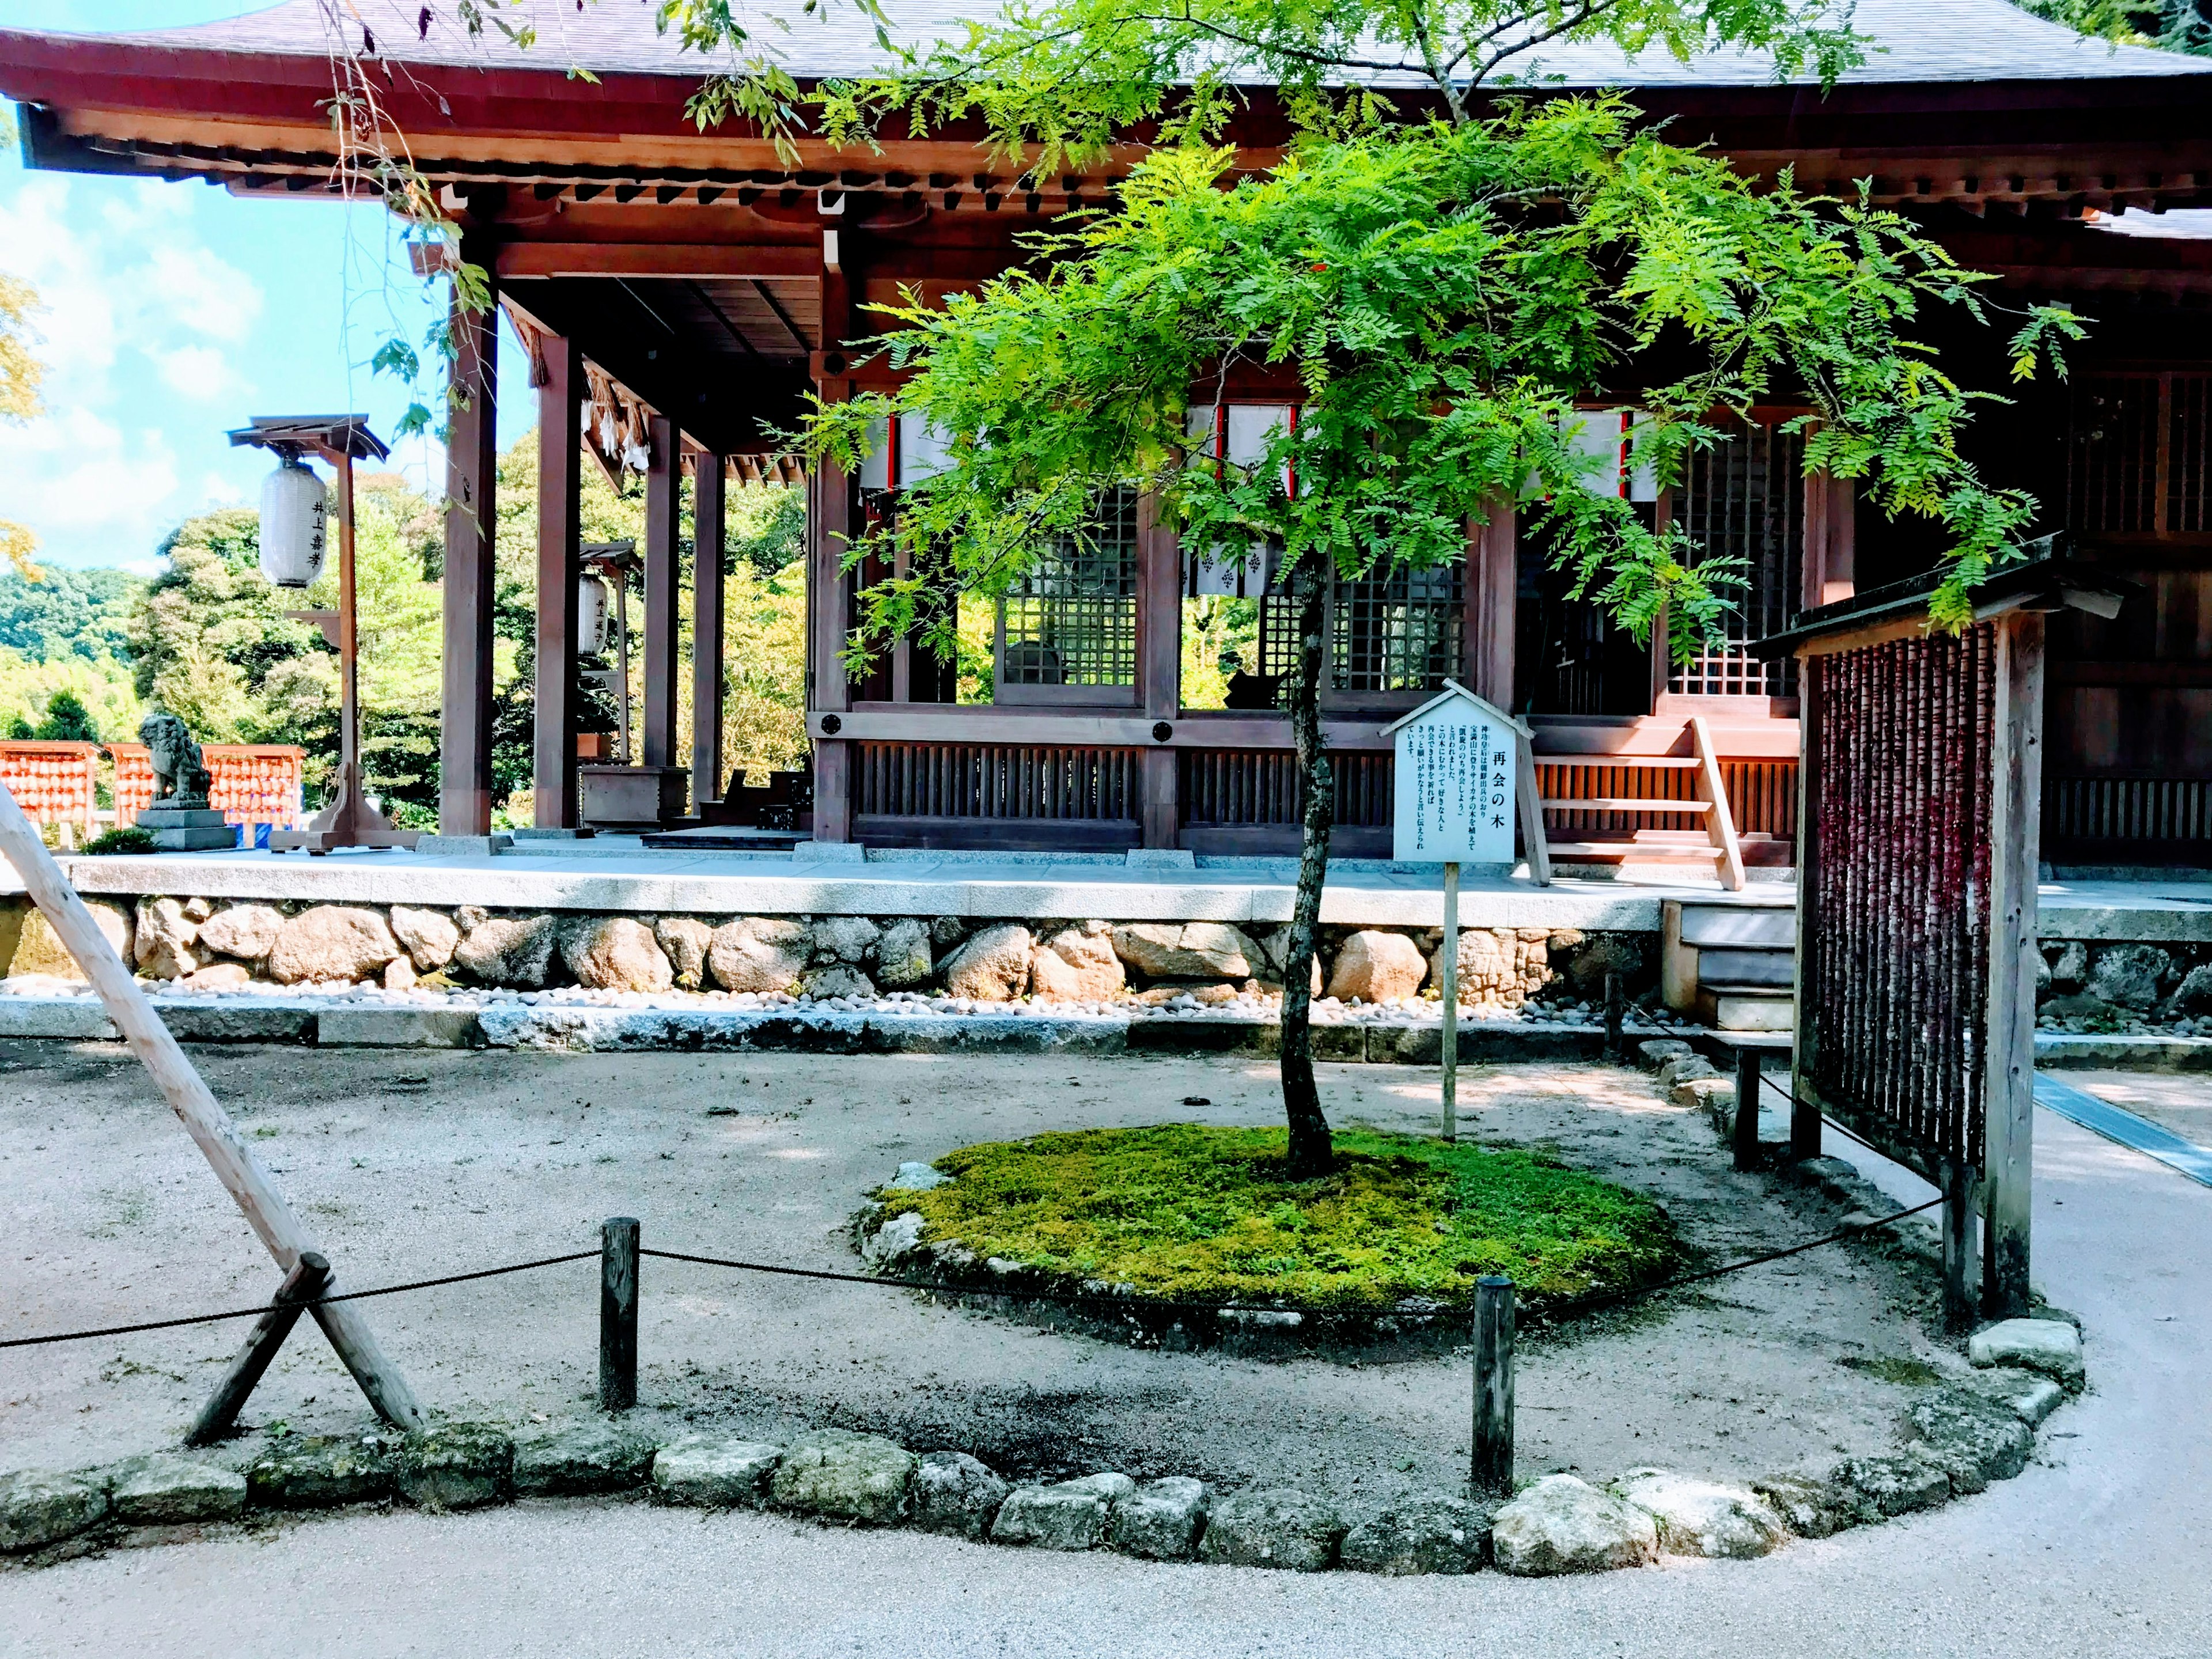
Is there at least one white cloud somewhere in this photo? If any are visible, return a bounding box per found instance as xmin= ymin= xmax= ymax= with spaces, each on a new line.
xmin=156 ymin=343 xmax=247 ymax=401
xmin=199 ymin=470 xmax=248 ymax=506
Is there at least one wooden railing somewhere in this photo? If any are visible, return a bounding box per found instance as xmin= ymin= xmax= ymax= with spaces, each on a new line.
xmin=854 ymin=741 xmax=1141 ymax=821
xmin=2046 ymin=774 xmax=2212 ymax=854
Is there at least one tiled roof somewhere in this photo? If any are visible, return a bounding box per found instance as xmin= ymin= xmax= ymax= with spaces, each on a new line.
xmin=26 ymin=0 xmax=2212 ymax=88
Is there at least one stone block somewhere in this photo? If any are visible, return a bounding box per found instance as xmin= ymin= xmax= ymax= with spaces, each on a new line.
xmin=108 ymin=1454 xmax=247 ymax=1525
xmin=558 ymin=916 xmax=673 ymax=993
xmin=1324 ymin=930 xmax=1426 ymax=1003
xmin=0 ymin=1469 xmax=108 ymax=1552
xmin=1968 ymin=1366 xmax=2067 ymax=1427
xmin=1031 ymin=927 xmax=1126 ymax=1001
xmin=1312 ymin=1024 xmax=1368 ymax=1062
xmin=650 ymin=1435 xmax=783 ymax=1508
xmin=1611 ymin=1468 xmax=1787 ymax=1559
xmin=814 ymin=915 xmax=881 ymax=963
xmin=161 ymin=1001 xmax=316 ymax=1043
xmin=1749 ymin=1471 xmax=1873 ymax=1539
xmin=8 ymin=900 xmax=131 ymax=980
xmin=1109 ymin=1476 xmax=1209 ymax=1561
xmin=389 ymin=906 xmax=460 ymax=972
xmin=269 ymin=906 xmax=403 ymax=985
xmin=2089 ymin=943 xmax=2170 ymax=1010
xmin=1636 ymin=1039 xmax=1694 ymax=1070
xmin=1969 ymin=1319 xmax=2084 ymax=1389
xmin=707 ymin=917 xmax=811 ymax=995
xmin=654 ymin=918 xmax=713 ymax=989
xmin=1672 ymin=1074 xmax=1736 ymax=1118
xmin=0 ymin=998 xmax=116 ymax=1040
xmin=1489 ymin=1475 xmax=1658 ymax=1575
xmin=245 ymin=1435 xmax=400 ymax=1509
xmin=992 ymin=1473 xmax=1134 ymax=1550
xmin=1838 ymin=1452 xmax=1952 ymax=1516
xmin=804 ymin=963 xmax=877 ymax=999
xmin=908 ymin=1451 xmax=1009 ymax=1540
xmin=941 ymin=924 xmax=1034 ymax=1001
xmin=397 ymin=1422 xmax=513 ymax=1512
xmin=1112 ymin=922 xmax=1257 ymax=982
xmin=512 ymin=1420 xmax=658 ymax=1497
xmin=1903 ymin=1391 xmax=2034 ymax=1492
xmin=316 ymin=1006 xmax=482 ymax=1048
xmin=769 ymin=1429 xmax=915 ymax=1525
xmin=198 ymin=902 xmax=285 ymax=964
xmin=1339 ymin=1494 xmax=1489 ymax=1575
xmin=1195 ymin=1486 xmax=1344 ymax=1572
xmin=134 ymin=896 xmax=203 ymax=980
xmin=1656 ymin=1054 xmax=1718 ymax=1093
xmin=453 ymin=913 xmax=561 ymax=989
xmin=874 ymin=919 xmax=934 ymax=988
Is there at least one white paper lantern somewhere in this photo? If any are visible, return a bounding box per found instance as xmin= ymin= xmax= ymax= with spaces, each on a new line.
xmin=258 ymin=456 xmax=328 ymax=588
xmin=578 ymin=573 xmax=611 ymax=655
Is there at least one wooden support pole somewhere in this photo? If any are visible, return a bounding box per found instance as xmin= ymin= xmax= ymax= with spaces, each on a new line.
xmin=440 ymin=279 xmax=499 ymax=837
xmin=641 ymin=415 xmax=681 ymax=777
xmin=692 ymin=455 xmax=727 ymax=808
xmin=186 ymin=1251 xmax=329 ymax=1446
xmin=1441 ymin=861 xmax=1459 ymax=1142
xmin=0 ymin=782 xmax=423 ymax=1429
xmin=1982 ymin=612 xmax=2044 ymax=1319
xmin=1603 ymin=970 xmax=1625 ymax=1062
xmin=1790 ymin=657 xmax=1825 ymax=1164
xmin=599 ymin=1216 xmax=641 ymax=1413
xmin=534 ymin=331 xmax=583 ymax=828
xmin=1138 ymin=492 xmax=1182 ymax=849
xmin=1940 ymin=1158 xmax=1978 ymax=1335
xmin=1733 ymin=1044 xmax=1762 ymax=1172
xmin=1471 ymin=1275 xmax=1515 ymax=1499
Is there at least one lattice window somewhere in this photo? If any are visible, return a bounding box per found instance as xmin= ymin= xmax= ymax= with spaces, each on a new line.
xmin=998 ymin=486 xmax=1139 ymax=687
xmin=2175 ymin=374 xmax=2212 ymax=535
xmin=1333 ymin=564 xmax=1463 ymax=694
xmin=2069 ymin=375 xmax=2164 ymax=535
xmin=1669 ymin=422 xmax=1804 ymax=698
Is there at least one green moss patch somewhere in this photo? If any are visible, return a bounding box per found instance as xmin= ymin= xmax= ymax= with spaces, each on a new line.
xmin=873 ymin=1123 xmax=1684 ymax=1313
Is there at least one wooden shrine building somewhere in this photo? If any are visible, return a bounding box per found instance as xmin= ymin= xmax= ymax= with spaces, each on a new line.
xmin=5 ymin=0 xmax=2212 ymax=866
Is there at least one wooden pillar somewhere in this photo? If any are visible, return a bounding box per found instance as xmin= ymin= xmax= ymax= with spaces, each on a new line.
xmin=1466 ymin=498 xmax=1516 ymax=709
xmin=1789 ymin=651 xmax=1825 ymax=1162
xmin=641 ymin=414 xmax=681 ymax=778
xmin=1138 ymin=491 xmax=1181 ymax=848
xmin=810 ymin=236 xmax=855 ymax=843
xmin=1983 ymin=611 xmax=2045 ymax=1318
xmin=533 ymin=332 xmax=582 ymax=828
xmin=440 ymin=279 xmax=498 ymax=836
xmin=1805 ymin=472 xmax=1857 ymax=612
xmin=692 ymin=456 xmax=727 ymax=807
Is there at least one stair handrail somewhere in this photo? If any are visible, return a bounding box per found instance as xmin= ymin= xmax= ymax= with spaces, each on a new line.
xmin=1689 ymin=715 xmax=1747 ymax=891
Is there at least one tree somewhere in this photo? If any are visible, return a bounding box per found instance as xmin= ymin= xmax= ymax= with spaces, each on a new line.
xmin=33 ymin=689 xmax=99 ymax=743
xmin=2018 ymin=0 xmax=2211 ymax=53
xmin=802 ymin=6 xmax=2078 ymax=1176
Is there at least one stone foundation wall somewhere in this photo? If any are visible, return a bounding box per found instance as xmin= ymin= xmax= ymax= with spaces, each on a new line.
xmin=2036 ymin=939 xmax=2212 ymax=1033
xmin=0 ymin=895 xmax=1654 ymax=1010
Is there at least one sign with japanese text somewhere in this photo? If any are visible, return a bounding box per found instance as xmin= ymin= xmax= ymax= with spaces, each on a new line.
xmin=1387 ymin=685 xmax=1519 ymax=863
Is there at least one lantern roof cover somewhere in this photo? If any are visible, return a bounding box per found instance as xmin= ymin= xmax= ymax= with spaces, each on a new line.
xmin=1381 ymin=679 xmax=1531 ymax=740
xmin=228 ymin=415 xmax=389 ymax=462
xmin=1751 ymin=551 xmax=2142 ymax=658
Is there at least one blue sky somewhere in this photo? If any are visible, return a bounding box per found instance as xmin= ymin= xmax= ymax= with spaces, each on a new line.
xmin=1 ymin=1 xmax=532 ymax=573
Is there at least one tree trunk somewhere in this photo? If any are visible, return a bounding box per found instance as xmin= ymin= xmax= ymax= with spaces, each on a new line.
xmin=1278 ymin=565 xmax=1335 ymax=1179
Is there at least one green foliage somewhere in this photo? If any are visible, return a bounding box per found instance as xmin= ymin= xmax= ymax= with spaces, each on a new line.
xmin=33 ymin=689 xmax=99 ymax=742
xmin=873 ymin=1123 xmax=1684 ymax=1309
xmin=2017 ymin=0 xmax=2211 ymax=53
xmin=82 ymin=825 xmax=157 ymax=856
xmin=0 ymin=566 xmax=142 ymax=664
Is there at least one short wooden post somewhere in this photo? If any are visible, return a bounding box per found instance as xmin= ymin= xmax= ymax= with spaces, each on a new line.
xmin=1471 ymin=1275 xmax=1515 ymax=1499
xmin=1940 ymin=1158 xmax=1978 ymax=1335
xmin=600 ymin=1216 xmax=641 ymax=1413
xmin=1602 ymin=971 xmax=1624 ymax=1061
xmin=1982 ymin=612 xmax=2044 ymax=1319
xmin=1733 ymin=1045 xmax=1762 ymax=1172
xmin=1440 ymin=860 xmax=1459 ymax=1142
xmin=185 ymin=1251 xmax=329 ymax=1446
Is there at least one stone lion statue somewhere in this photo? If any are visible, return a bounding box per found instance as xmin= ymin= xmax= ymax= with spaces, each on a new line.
xmin=139 ymin=711 xmax=211 ymax=806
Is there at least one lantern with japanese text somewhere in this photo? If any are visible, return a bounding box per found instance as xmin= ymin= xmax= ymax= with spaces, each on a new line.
xmin=578 ymin=572 xmax=612 ymax=655
xmin=257 ymin=455 xmax=328 ymax=588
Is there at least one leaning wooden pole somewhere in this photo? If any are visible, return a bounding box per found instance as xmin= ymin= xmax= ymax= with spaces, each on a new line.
xmin=0 ymin=780 xmax=425 ymax=1429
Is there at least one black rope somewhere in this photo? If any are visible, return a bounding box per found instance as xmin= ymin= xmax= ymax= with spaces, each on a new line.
xmin=0 ymin=1251 xmax=599 ymax=1351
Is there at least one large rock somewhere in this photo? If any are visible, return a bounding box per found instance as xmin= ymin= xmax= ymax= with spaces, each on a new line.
xmin=909 ymin=1451 xmax=1010 ymax=1540
xmin=512 ymin=1420 xmax=659 ymax=1497
xmin=0 ymin=1469 xmax=109 ymax=1552
xmin=1031 ymin=926 xmax=1126 ymax=1002
xmin=814 ymin=915 xmax=881 ymax=964
xmin=1657 ymin=1054 xmax=1719 ymax=1093
xmin=654 ymin=918 xmax=713 ymax=989
xmin=1611 ymin=1469 xmax=1787 ymax=1559
xmin=559 ymin=916 xmax=673 ymax=993
xmin=2165 ymin=962 xmax=2212 ymax=1016
xmin=804 ymin=963 xmax=877 ymax=1000
xmin=134 ymin=896 xmax=204 ymax=980
xmin=1838 ymin=1453 xmax=1952 ymax=1516
xmin=453 ymin=913 xmax=562 ymax=988
xmin=874 ymin=918 xmax=934 ymax=988
xmin=770 ymin=1429 xmax=915 ymax=1525
xmin=1489 ymin=1475 xmax=1658 ymax=1575
xmin=1109 ymin=1476 xmax=1209 ymax=1561
xmin=1324 ymin=930 xmax=1427 ymax=1003
xmin=397 ymin=1422 xmax=513 ymax=1513
xmin=1969 ymin=1318 xmax=2084 ymax=1388
xmin=269 ymin=906 xmax=403 ymax=985
xmin=245 ymin=1435 xmax=399 ymax=1509
xmin=1967 ymin=1366 xmax=2067 ymax=1427
xmin=2048 ymin=939 xmax=2089 ymax=992
xmin=8 ymin=901 xmax=131 ymax=980
xmin=1749 ymin=1471 xmax=1873 ymax=1540
xmin=198 ymin=903 xmax=284 ymax=964
xmin=1112 ymin=922 xmax=1257 ymax=982
xmin=2089 ymin=944 xmax=2169 ymax=1010
xmin=941 ymin=924 xmax=1033 ymax=1001
xmin=651 ymin=1435 xmax=782 ymax=1507
xmin=1195 ymin=1486 xmax=1344 ymax=1572
xmin=707 ymin=917 xmax=812 ymax=994
xmin=1340 ymin=1494 xmax=1489 ymax=1575
xmin=992 ymin=1472 xmax=1134 ymax=1550
xmin=1903 ymin=1391 xmax=2034 ymax=1493
xmin=389 ymin=906 xmax=460 ymax=972
xmin=108 ymin=1454 xmax=247 ymax=1525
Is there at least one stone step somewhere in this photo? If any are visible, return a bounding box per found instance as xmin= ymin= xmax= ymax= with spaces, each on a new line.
xmin=1677 ymin=906 xmax=1797 ymax=949
xmin=1698 ymin=948 xmax=1796 ymax=989
xmin=1695 ymin=987 xmax=1795 ymax=1032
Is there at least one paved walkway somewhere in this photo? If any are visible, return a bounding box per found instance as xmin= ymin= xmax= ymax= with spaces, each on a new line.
xmin=3 ymin=1100 xmax=2207 ymax=1659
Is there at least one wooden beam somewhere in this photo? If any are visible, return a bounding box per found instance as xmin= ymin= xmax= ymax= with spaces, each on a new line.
xmin=1983 ymin=611 xmax=2045 ymax=1319
xmin=641 ymin=412 xmax=681 ymax=778
xmin=535 ymin=329 xmax=583 ymax=828
xmin=440 ymin=279 xmax=499 ymax=836
xmin=495 ymin=243 xmax=819 ymax=280
xmin=812 ymin=707 xmax=1397 ymax=749
xmin=692 ymin=454 xmax=726 ymax=806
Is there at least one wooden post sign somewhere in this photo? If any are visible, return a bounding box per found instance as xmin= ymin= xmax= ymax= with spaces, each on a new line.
xmin=1382 ymin=681 xmax=1547 ymax=1140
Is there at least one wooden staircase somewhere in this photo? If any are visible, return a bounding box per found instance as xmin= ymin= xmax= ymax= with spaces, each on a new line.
xmin=1536 ymin=716 xmax=1747 ymax=889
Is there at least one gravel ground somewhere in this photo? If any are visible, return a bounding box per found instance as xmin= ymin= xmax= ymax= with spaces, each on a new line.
xmin=3 ymin=1043 xmax=1951 ymax=1500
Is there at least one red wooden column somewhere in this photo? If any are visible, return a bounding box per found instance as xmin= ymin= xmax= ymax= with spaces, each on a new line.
xmin=1138 ymin=493 xmax=1181 ymax=848
xmin=1805 ymin=472 xmax=1857 ymax=611
xmin=440 ymin=281 xmax=499 ymax=836
xmin=691 ymin=454 xmax=726 ymax=808
xmin=809 ymin=234 xmax=855 ymax=843
xmin=641 ymin=413 xmax=681 ymax=779
xmin=1466 ymin=496 xmax=1516 ymax=708
xmin=533 ymin=331 xmax=582 ymax=828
